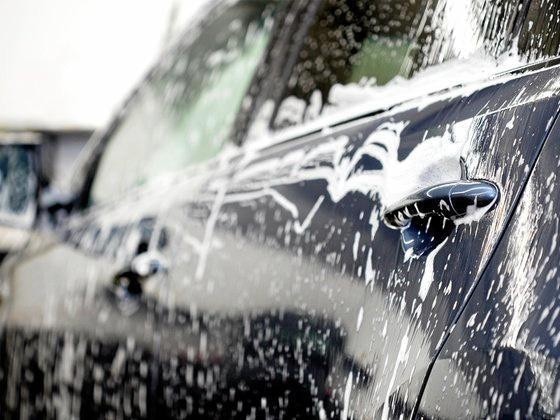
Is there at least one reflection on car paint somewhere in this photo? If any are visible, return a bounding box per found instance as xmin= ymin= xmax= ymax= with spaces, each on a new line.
xmin=419 ymin=113 xmax=560 ymax=419
xmin=3 ymin=0 xmax=560 ymax=418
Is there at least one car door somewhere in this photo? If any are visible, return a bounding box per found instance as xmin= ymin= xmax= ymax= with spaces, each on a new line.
xmin=417 ymin=95 xmax=560 ymax=419
xmin=201 ymin=65 xmax=560 ymax=418
xmin=175 ymin=1 xmax=560 ymax=417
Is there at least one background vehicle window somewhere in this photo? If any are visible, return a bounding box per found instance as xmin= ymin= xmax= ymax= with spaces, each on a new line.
xmin=262 ymin=0 xmax=560 ymax=131
xmin=89 ymin=1 xmax=277 ymax=206
xmin=0 ymin=144 xmax=37 ymax=227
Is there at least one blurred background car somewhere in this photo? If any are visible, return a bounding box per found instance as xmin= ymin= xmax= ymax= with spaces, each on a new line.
xmin=0 ymin=132 xmax=40 ymax=260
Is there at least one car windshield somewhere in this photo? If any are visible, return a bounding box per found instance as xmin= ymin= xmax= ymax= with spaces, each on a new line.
xmin=89 ymin=0 xmax=278 ymax=206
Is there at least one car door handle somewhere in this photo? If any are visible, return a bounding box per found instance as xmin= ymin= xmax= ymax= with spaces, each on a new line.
xmin=129 ymin=251 xmax=168 ymax=277
xmin=111 ymin=252 xmax=168 ymax=303
xmin=383 ymin=180 xmax=500 ymax=257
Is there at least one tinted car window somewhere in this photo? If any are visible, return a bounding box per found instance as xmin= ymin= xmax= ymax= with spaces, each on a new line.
xmin=89 ymin=1 xmax=278 ymax=206
xmin=0 ymin=144 xmax=37 ymax=228
xmin=258 ymin=0 xmax=560 ymax=131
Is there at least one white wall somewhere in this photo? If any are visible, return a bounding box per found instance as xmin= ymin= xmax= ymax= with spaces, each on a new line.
xmin=0 ymin=0 xmax=208 ymax=132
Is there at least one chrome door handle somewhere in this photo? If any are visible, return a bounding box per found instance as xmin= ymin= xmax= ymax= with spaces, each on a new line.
xmin=383 ymin=180 xmax=500 ymax=257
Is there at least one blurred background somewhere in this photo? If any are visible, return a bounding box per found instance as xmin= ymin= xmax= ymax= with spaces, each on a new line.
xmin=0 ymin=0 xmax=208 ymax=187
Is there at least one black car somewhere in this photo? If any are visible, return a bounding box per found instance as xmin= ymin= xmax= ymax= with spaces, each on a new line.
xmin=1 ymin=0 xmax=560 ymax=418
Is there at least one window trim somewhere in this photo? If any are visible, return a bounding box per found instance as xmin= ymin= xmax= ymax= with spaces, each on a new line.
xmin=230 ymin=0 xmax=318 ymax=145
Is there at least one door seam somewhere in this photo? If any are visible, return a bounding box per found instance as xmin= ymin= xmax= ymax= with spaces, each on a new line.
xmin=411 ymin=104 xmax=560 ymax=418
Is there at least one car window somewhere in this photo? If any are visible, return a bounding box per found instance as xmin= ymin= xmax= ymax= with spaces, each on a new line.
xmin=0 ymin=144 xmax=37 ymax=228
xmin=89 ymin=1 xmax=278 ymax=206
xmin=251 ymin=0 xmax=560 ymax=132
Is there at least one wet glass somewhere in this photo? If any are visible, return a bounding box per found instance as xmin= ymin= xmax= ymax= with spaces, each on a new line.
xmin=89 ymin=1 xmax=278 ymax=206
xmin=261 ymin=0 xmax=560 ymax=131
xmin=0 ymin=145 xmax=37 ymax=228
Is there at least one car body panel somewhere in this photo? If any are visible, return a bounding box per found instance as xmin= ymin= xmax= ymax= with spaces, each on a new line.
xmin=3 ymin=0 xmax=560 ymax=415
xmin=417 ymin=107 xmax=560 ymax=419
xmin=1 ymin=59 xmax=560 ymax=419
xmin=205 ymin=65 xmax=560 ymax=417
